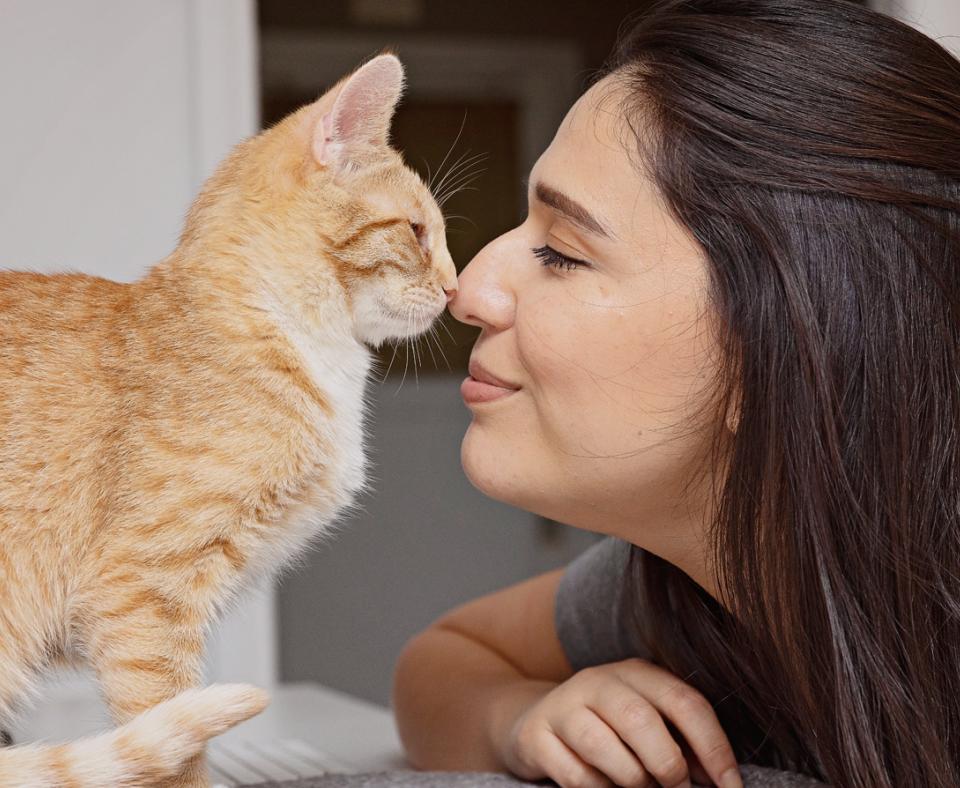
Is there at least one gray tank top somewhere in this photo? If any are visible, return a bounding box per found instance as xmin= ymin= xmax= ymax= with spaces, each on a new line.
xmin=554 ymin=536 xmax=651 ymax=672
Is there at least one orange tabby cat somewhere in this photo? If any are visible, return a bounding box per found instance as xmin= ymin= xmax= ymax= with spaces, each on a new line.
xmin=0 ymin=52 xmax=456 ymax=787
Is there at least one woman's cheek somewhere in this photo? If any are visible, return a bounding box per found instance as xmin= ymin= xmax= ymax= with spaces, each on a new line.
xmin=516 ymin=301 xmax=633 ymax=457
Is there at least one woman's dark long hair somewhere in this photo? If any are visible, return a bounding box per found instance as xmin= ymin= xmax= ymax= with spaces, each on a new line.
xmin=604 ymin=1 xmax=960 ymax=785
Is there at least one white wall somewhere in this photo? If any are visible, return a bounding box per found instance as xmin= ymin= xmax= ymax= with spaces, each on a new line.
xmin=0 ymin=1 xmax=241 ymax=280
xmin=871 ymin=0 xmax=960 ymax=59
xmin=0 ymin=0 xmax=274 ymax=708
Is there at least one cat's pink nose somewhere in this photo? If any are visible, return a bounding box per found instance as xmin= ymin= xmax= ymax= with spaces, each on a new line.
xmin=444 ymin=288 xmax=458 ymax=303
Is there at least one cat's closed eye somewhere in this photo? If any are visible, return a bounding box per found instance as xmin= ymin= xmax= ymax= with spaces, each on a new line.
xmin=410 ymin=221 xmax=429 ymax=255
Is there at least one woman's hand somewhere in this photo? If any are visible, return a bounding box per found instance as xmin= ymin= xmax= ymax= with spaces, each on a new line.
xmin=494 ymin=658 xmax=743 ymax=788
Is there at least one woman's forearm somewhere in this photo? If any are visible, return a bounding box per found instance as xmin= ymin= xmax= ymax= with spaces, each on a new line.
xmin=392 ymin=623 xmax=557 ymax=770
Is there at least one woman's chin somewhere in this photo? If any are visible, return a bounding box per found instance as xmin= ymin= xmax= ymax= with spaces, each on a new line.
xmin=460 ymin=424 xmax=540 ymax=511
xmin=461 ymin=425 xmax=515 ymax=501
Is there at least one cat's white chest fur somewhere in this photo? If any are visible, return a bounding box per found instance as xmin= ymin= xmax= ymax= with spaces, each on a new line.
xmin=264 ymin=302 xmax=373 ymax=552
xmin=303 ymin=334 xmax=372 ymax=507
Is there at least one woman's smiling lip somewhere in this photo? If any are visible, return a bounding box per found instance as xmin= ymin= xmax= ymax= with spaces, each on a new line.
xmin=462 ymin=359 xmax=521 ymax=404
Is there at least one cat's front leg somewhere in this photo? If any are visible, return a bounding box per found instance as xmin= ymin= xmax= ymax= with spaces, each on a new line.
xmin=84 ymin=582 xmax=212 ymax=788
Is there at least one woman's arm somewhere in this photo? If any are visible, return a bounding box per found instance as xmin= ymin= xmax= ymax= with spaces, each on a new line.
xmin=393 ymin=563 xmax=744 ymax=788
xmin=392 ymin=568 xmax=571 ymax=770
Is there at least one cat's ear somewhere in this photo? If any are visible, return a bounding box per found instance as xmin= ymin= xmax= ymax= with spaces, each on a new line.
xmin=312 ymin=54 xmax=405 ymax=169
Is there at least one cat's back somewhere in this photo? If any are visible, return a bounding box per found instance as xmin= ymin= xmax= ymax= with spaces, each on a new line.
xmin=0 ymin=270 xmax=131 ymax=514
xmin=0 ymin=268 xmax=128 ymax=333
xmin=0 ymin=269 xmax=130 ymax=380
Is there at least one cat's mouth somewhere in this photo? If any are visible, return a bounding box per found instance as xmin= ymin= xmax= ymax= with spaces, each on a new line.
xmin=380 ymin=298 xmax=445 ymax=323
xmin=373 ymin=298 xmax=445 ymax=341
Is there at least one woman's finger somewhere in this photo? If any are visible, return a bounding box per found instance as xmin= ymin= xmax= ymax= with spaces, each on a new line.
xmin=589 ymin=686 xmax=692 ymax=787
xmin=553 ymin=708 xmax=653 ymax=788
xmin=680 ymin=740 xmax=713 ymax=785
xmin=535 ymin=729 xmax=616 ymax=788
xmin=614 ymin=660 xmax=743 ymax=788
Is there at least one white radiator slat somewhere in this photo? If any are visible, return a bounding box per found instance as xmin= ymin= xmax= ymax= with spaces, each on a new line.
xmin=209 ymin=738 xmax=349 ymax=786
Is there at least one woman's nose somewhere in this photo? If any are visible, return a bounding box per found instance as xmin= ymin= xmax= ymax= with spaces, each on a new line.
xmin=447 ymin=242 xmax=516 ymax=331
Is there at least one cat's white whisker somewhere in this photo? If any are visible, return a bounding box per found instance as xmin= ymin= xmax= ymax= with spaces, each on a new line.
xmin=437 ymin=171 xmax=486 ymax=208
xmin=433 ymin=151 xmax=487 ymax=204
xmin=442 ymin=150 xmax=488 ymax=183
xmin=408 ymin=310 xmax=422 ymax=388
xmin=437 ymin=312 xmax=457 ymax=344
xmin=421 ymin=156 xmax=433 ymax=192
xmin=440 ymin=150 xmax=487 ymax=180
xmin=396 ymin=308 xmax=416 ymax=395
xmin=437 ymin=168 xmax=486 ymax=208
xmin=429 ymin=111 xmax=469 ymax=193
xmin=442 ymin=214 xmax=479 ymax=231
xmin=434 ymin=154 xmax=488 ymax=205
xmin=381 ymin=339 xmax=401 ymax=384
xmin=423 ymin=329 xmax=439 ymax=369
xmin=438 ymin=185 xmax=482 ymax=211
xmin=394 ymin=344 xmax=408 ymax=396
xmin=427 ymin=324 xmax=451 ymax=372
xmin=432 ymin=147 xmax=480 ymax=198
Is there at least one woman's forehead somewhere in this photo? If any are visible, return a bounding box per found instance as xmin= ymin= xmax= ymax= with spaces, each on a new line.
xmin=560 ymin=76 xmax=629 ymax=138
xmin=536 ymin=79 xmax=656 ymax=242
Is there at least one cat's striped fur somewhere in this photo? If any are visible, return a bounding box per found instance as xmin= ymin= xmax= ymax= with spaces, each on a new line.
xmin=0 ymin=53 xmax=456 ymax=786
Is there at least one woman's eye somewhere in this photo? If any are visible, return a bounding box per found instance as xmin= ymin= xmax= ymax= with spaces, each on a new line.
xmin=531 ymin=244 xmax=590 ymax=271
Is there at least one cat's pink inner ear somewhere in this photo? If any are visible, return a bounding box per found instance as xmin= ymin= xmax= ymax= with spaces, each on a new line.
xmin=312 ymin=111 xmax=336 ymax=167
xmin=317 ymin=55 xmax=405 ymax=166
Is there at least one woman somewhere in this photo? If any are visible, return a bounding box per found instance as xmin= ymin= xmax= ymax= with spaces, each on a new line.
xmin=393 ymin=1 xmax=960 ymax=786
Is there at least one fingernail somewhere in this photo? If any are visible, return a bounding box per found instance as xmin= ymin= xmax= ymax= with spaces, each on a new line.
xmin=719 ymin=766 xmax=743 ymax=788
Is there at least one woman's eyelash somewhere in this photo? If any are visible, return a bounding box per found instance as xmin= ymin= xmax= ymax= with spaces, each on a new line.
xmin=531 ymin=244 xmax=589 ymax=271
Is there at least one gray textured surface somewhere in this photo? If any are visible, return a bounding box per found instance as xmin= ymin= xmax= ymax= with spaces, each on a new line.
xmin=247 ymin=764 xmax=827 ymax=788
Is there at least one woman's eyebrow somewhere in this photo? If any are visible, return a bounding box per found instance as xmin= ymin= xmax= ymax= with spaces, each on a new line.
xmin=528 ymin=179 xmax=617 ymax=241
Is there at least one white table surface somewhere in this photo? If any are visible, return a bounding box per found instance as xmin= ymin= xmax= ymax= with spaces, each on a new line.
xmin=10 ymin=681 xmax=409 ymax=773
